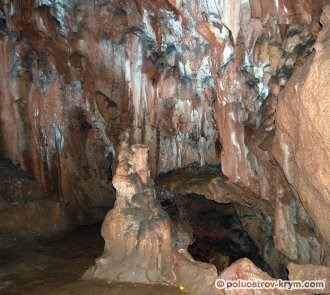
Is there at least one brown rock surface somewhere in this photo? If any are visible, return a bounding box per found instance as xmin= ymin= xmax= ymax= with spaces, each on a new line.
xmin=157 ymin=165 xmax=323 ymax=279
xmin=82 ymin=141 xmax=223 ymax=294
xmin=219 ymin=258 xmax=287 ymax=295
xmin=157 ymin=165 xmax=256 ymax=207
xmin=288 ymin=263 xmax=330 ymax=293
xmin=0 ymin=0 xmax=324 ymax=227
xmin=272 ymin=2 xmax=330 ymax=247
xmin=86 ymin=141 xmax=301 ymax=294
xmin=0 ymin=157 xmax=71 ymax=247
xmin=173 ymin=251 xmax=219 ymax=295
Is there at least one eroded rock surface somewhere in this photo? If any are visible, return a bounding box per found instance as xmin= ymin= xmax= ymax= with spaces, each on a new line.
xmin=0 ymin=0 xmax=325 ymax=227
xmin=219 ymin=258 xmax=286 ymax=295
xmin=84 ymin=140 xmax=175 ymax=283
xmin=83 ymin=140 xmax=231 ymax=294
xmin=84 ymin=142 xmax=274 ymax=294
xmin=157 ymin=165 xmax=322 ymax=279
xmin=84 ymin=141 xmax=328 ymax=294
xmin=272 ymin=2 xmax=330 ymax=247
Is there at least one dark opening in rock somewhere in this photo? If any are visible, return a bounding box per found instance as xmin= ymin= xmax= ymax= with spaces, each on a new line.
xmin=0 ymin=10 xmax=7 ymax=33
xmin=161 ymin=194 xmax=273 ymax=275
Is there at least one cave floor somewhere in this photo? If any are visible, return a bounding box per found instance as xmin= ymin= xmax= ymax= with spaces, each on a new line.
xmin=0 ymin=224 xmax=182 ymax=295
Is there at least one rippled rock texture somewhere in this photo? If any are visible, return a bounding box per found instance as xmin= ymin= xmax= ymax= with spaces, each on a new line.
xmin=0 ymin=0 xmax=329 ymax=287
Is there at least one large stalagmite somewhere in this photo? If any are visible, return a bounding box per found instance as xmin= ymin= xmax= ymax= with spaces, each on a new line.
xmin=84 ymin=139 xmax=175 ymax=283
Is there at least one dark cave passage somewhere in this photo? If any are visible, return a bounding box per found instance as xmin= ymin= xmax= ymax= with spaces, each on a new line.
xmin=161 ymin=194 xmax=273 ymax=276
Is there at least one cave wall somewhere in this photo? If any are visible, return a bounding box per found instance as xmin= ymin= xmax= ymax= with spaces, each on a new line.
xmin=0 ymin=0 xmax=327 ymax=264
xmin=273 ymin=3 xmax=330 ymax=249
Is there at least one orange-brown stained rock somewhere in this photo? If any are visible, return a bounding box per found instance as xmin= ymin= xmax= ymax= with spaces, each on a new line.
xmin=272 ymin=2 xmax=330 ymax=247
xmin=219 ymin=258 xmax=290 ymax=295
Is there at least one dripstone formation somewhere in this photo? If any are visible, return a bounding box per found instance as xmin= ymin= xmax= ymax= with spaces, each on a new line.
xmin=84 ymin=138 xmax=301 ymax=295
xmin=84 ymin=139 xmax=175 ymax=283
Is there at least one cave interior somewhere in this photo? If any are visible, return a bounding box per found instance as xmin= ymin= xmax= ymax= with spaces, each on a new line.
xmin=0 ymin=0 xmax=330 ymax=294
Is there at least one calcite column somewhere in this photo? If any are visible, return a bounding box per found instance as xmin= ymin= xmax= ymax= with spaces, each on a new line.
xmin=83 ymin=138 xmax=175 ymax=284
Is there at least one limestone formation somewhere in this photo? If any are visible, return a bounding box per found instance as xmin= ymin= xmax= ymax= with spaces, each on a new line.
xmin=272 ymin=1 xmax=330 ymax=247
xmin=219 ymin=258 xmax=288 ymax=295
xmin=84 ymin=139 xmax=175 ymax=283
xmin=0 ymin=0 xmax=324 ymax=227
xmin=84 ymin=141 xmax=282 ymax=294
xmin=0 ymin=0 xmax=329 ymax=292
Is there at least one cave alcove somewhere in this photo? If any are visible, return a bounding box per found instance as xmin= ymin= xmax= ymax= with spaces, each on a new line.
xmin=161 ymin=193 xmax=273 ymax=276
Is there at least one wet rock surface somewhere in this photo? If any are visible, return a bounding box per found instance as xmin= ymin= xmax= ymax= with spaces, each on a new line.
xmin=1 ymin=222 xmax=327 ymax=295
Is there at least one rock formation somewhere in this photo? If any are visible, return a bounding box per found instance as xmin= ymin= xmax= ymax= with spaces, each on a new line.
xmin=0 ymin=0 xmax=329 ymax=293
xmin=84 ymin=138 xmax=175 ymax=283
xmin=83 ymin=139 xmax=223 ymax=295
xmin=287 ymin=263 xmax=330 ymax=294
xmin=272 ymin=2 xmax=330 ymax=252
xmin=0 ymin=0 xmax=324 ymax=225
xmin=0 ymin=157 xmax=71 ymax=247
xmin=85 ymin=142 xmax=328 ymax=294
xmin=83 ymin=140 xmax=279 ymax=294
xmin=218 ymin=258 xmax=287 ymax=295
